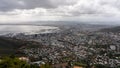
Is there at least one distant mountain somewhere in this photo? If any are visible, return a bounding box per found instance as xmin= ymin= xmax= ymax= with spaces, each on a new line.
xmin=100 ymin=26 xmax=120 ymax=32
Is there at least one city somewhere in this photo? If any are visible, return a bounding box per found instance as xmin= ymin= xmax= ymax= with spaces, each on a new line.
xmin=1 ymin=24 xmax=119 ymax=68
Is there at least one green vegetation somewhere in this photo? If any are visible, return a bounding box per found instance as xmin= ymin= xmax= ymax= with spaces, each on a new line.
xmin=0 ymin=56 xmax=39 ymax=68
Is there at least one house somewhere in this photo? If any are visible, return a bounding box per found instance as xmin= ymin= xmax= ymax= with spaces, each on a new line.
xmin=73 ymin=66 xmax=84 ymax=68
xmin=19 ymin=57 xmax=29 ymax=62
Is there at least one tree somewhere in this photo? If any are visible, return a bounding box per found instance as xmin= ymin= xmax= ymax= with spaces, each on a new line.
xmin=0 ymin=56 xmax=39 ymax=68
xmin=40 ymin=63 xmax=52 ymax=68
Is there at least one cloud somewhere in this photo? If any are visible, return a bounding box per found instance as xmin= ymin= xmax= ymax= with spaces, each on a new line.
xmin=0 ymin=0 xmax=77 ymax=11
xmin=0 ymin=0 xmax=120 ymax=23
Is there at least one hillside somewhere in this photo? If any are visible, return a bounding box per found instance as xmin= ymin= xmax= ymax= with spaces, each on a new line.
xmin=0 ymin=37 xmax=41 ymax=56
xmin=100 ymin=26 xmax=120 ymax=32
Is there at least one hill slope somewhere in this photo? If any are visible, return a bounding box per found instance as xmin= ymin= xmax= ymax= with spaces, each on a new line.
xmin=100 ymin=26 xmax=120 ymax=32
xmin=0 ymin=37 xmax=41 ymax=56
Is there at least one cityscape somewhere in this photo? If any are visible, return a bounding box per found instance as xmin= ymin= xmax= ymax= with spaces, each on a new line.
xmin=0 ymin=0 xmax=120 ymax=68
xmin=0 ymin=23 xmax=120 ymax=68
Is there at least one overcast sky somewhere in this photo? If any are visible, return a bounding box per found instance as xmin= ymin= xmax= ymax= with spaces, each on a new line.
xmin=0 ymin=0 xmax=120 ymax=24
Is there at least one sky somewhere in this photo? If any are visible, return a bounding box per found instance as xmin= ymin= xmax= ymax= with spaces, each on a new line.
xmin=0 ymin=0 xmax=120 ymax=24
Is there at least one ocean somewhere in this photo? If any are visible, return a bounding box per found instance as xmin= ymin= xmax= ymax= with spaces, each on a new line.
xmin=0 ymin=25 xmax=59 ymax=35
